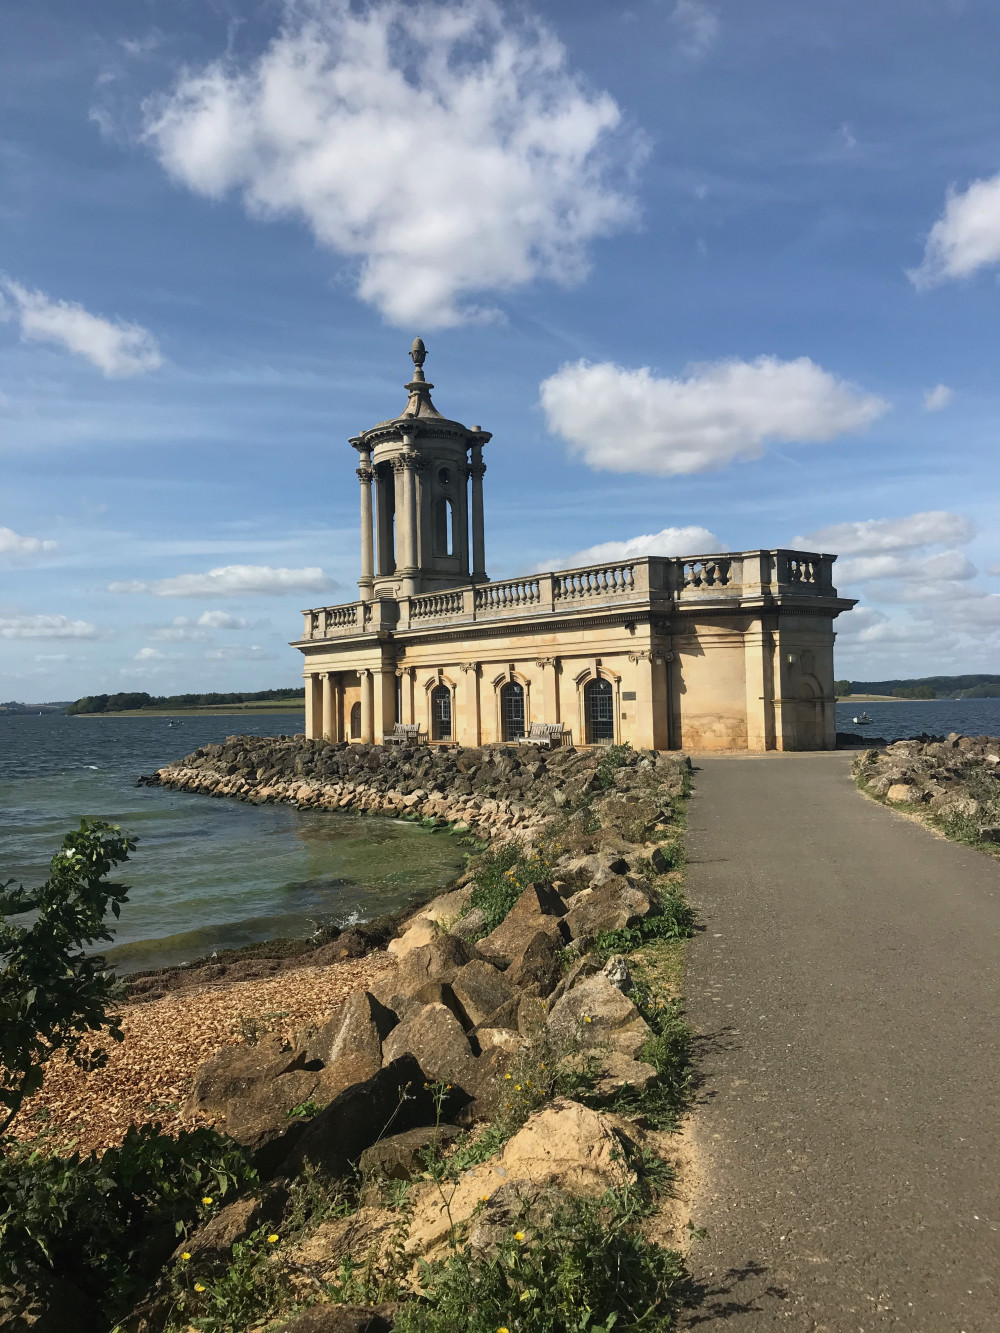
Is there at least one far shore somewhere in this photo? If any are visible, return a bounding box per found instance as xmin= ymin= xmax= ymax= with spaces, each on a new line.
xmin=72 ymin=702 xmax=306 ymax=718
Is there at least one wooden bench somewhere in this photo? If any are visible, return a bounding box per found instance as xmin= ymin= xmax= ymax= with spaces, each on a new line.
xmin=384 ymin=722 xmax=427 ymax=745
xmin=516 ymin=722 xmax=566 ymax=748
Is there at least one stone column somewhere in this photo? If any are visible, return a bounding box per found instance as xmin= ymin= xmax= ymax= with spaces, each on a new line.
xmin=356 ymin=449 xmax=374 ymax=601
xmin=360 ymin=669 xmax=374 ymax=744
xmin=305 ymin=673 xmax=324 ymax=740
xmin=374 ymin=667 xmax=397 ymax=742
xmin=394 ymin=455 xmax=419 ymax=592
xmin=321 ymin=673 xmax=334 ymax=741
xmin=629 ymin=651 xmax=669 ymax=750
xmin=470 ymin=441 xmax=487 ymax=581
xmin=744 ymin=620 xmax=775 ymax=752
xmin=459 ymin=662 xmax=480 ymax=744
xmin=304 ymin=674 xmax=315 ymax=739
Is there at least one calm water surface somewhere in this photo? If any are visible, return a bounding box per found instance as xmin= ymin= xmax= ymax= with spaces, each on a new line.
xmin=0 ymin=713 xmax=465 ymax=973
xmin=836 ymin=697 xmax=1000 ymax=742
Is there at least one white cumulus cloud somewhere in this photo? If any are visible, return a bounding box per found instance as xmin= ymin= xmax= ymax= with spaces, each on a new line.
xmin=923 ymin=383 xmax=954 ymax=412
xmin=141 ymin=0 xmax=638 ymax=327
xmin=0 ymin=614 xmax=99 ymax=639
xmin=796 ymin=511 xmax=974 ymax=556
xmin=134 ymin=646 xmax=165 ymax=660
xmin=0 ymin=278 xmax=162 ymax=377
xmin=540 ymin=356 xmax=887 ymax=476
xmin=910 ymin=172 xmax=1000 ymax=288
xmin=671 ymin=0 xmax=719 ymax=58
xmin=836 ymin=549 xmax=976 ymax=585
xmin=108 ymin=565 xmax=334 ymax=597
xmin=538 ymin=525 xmax=724 ymax=571
xmin=0 ymin=526 xmax=57 ymax=560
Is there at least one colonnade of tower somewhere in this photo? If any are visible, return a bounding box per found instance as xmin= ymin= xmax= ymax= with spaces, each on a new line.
xmin=351 ymin=339 xmax=489 ymax=601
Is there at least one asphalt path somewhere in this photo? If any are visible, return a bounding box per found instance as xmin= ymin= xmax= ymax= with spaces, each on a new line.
xmin=680 ymin=752 xmax=999 ymax=1332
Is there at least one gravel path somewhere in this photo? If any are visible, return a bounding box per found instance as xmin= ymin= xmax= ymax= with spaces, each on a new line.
xmin=13 ymin=952 xmax=393 ymax=1154
xmin=681 ymin=752 xmax=999 ymax=1332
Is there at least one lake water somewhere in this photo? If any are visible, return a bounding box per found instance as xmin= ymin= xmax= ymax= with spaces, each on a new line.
xmin=836 ymin=697 xmax=1000 ymax=743
xmin=0 ymin=712 xmax=465 ymax=974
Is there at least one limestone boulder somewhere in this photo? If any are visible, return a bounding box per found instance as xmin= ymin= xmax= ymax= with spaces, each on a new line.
xmin=272 ymin=1303 xmax=396 ymax=1332
xmin=546 ymin=974 xmax=652 ymax=1059
xmin=359 ymin=1124 xmax=462 ymax=1180
xmin=450 ymin=959 xmax=517 ymax=1028
xmin=449 ymin=905 xmax=489 ymax=943
xmin=305 ymin=991 xmax=398 ymax=1100
xmin=401 ymin=1098 xmax=633 ymax=1262
xmin=503 ymin=929 xmax=564 ymax=998
xmin=386 ymin=917 xmax=438 ymax=957
xmin=499 ymin=1098 xmax=635 ymax=1195
xmin=277 ymin=1055 xmax=438 ymax=1179
xmin=185 ymin=1035 xmax=302 ymax=1121
xmin=548 ymin=952 xmax=602 ymax=1005
xmin=564 ymin=879 xmax=651 ymax=944
xmin=381 ymin=1002 xmax=480 ymax=1094
xmin=476 ymin=883 xmax=569 ymax=968
xmin=886 ymin=783 xmax=921 ymax=804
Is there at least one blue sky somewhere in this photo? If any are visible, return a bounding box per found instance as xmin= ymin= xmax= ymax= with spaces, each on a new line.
xmin=3 ymin=0 xmax=1000 ymax=700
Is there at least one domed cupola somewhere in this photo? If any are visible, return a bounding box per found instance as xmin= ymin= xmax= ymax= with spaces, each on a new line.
xmin=351 ymin=340 xmax=490 ymax=600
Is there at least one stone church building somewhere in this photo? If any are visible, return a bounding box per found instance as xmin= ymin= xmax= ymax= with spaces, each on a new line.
xmin=293 ymin=341 xmax=854 ymax=751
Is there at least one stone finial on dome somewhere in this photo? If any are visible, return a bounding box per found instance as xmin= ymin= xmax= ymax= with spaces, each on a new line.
xmin=401 ymin=335 xmax=443 ymax=418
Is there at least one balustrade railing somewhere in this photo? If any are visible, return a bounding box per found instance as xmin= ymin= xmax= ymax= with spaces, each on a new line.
xmin=475 ymin=578 xmax=540 ymax=611
xmin=411 ymin=590 xmax=464 ymax=619
xmin=555 ymin=563 xmax=635 ymax=601
xmin=682 ymin=558 xmax=732 ymax=590
xmin=299 ymin=550 xmax=838 ymax=637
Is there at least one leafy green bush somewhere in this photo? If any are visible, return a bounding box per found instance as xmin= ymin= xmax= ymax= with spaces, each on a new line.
xmin=592 ymin=888 xmax=696 ymax=961
xmin=394 ymin=1186 xmax=688 ymax=1333
xmin=1 ymin=819 xmax=136 ymax=1138
xmin=0 ymin=1124 xmax=256 ymax=1320
xmin=468 ymin=841 xmax=556 ymax=934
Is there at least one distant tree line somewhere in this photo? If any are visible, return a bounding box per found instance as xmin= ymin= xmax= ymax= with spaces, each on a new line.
xmin=66 ymin=688 xmax=305 ymax=715
xmin=837 ymin=674 xmax=1000 ymax=700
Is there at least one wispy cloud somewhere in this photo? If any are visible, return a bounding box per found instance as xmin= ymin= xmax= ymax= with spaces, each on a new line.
xmin=0 ymin=278 xmax=162 ymax=377
xmin=0 ymin=614 xmax=99 ymax=639
xmin=923 ymin=383 xmax=954 ymax=412
xmin=108 ymin=565 xmax=334 ymax=597
xmin=540 ymin=357 xmax=887 ymax=476
xmin=671 ymin=0 xmax=719 ymax=58
xmin=795 ymin=511 xmax=973 ymax=555
xmin=141 ymin=0 xmax=640 ymax=327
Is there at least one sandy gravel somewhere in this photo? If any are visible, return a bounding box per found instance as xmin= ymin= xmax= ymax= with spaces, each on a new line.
xmin=12 ymin=952 xmax=394 ymax=1155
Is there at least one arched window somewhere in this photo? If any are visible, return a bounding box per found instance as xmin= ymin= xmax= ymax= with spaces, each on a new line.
xmin=350 ymin=701 xmax=362 ymax=739
xmin=431 ymin=684 xmax=452 ymax=740
xmin=500 ymin=680 xmax=525 ymax=741
xmin=434 ymin=497 xmax=454 ymax=556
xmin=585 ymin=677 xmax=615 ymax=744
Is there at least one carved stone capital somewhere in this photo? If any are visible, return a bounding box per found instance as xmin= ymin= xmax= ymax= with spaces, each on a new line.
xmin=356 ymin=466 xmax=374 ymax=484
xmin=391 ymin=454 xmax=419 ymax=473
xmin=535 ymin=656 xmax=557 ymax=669
xmin=459 ymin=661 xmax=479 ymax=674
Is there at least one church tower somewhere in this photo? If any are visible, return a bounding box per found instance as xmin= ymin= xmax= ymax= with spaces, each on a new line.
xmin=351 ymin=340 xmax=490 ymax=601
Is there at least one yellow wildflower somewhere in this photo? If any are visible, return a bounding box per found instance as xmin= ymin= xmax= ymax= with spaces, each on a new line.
xmin=514 ymin=1084 xmax=522 ymax=1091
xmin=504 ymin=1072 xmax=512 ymax=1080
xmin=583 ymin=1016 xmax=592 ymax=1024
xmin=267 ymin=1234 xmax=279 ymax=1243
xmin=201 ymin=1196 xmax=213 ymax=1206
xmin=513 ymin=1231 xmax=526 ymax=1242
xmin=194 ymin=1283 xmax=206 ymax=1293
xmin=180 ymin=1252 xmax=191 ymax=1262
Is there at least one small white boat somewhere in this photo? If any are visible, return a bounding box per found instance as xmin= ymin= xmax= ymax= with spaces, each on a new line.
xmin=853 ymin=712 xmax=872 ymax=725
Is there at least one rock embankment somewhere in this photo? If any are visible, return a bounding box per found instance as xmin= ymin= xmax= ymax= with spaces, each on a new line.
xmin=854 ymin=732 xmax=1000 ymax=844
xmin=145 ymin=734 xmax=685 ymax=845
xmin=118 ymin=739 xmax=694 ymax=1331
